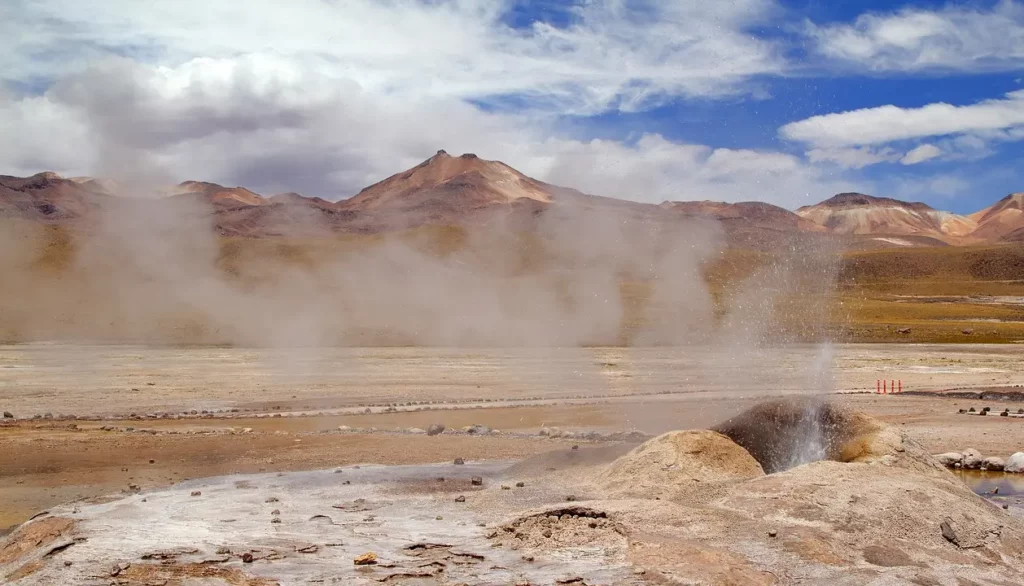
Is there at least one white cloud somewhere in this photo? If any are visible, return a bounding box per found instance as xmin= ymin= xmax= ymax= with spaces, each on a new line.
xmin=900 ymin=143 xmax=941 ymax=165
xmin=779 ymin=90 xmax=1024 ymax=148
xmin=1 ymin=0 xmax=784 ymax=115
xmin=806 ymin=146 xmax=899 ymax=169
xmin=807 ymin=0 xmax=1024 ymax=72
xmin=0 ymin=56 xmax=856 ymax=208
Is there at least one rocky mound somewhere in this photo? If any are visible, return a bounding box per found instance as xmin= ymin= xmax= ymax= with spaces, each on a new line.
xmin=713 ymin=398 xmax=943 ymax=475
xmin=596 ymin=430 xmax=764 ymax=500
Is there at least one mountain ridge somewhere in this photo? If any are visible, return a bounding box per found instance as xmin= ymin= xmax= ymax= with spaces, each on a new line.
xmin=2 ymin=155 xmax=1021 ymax=247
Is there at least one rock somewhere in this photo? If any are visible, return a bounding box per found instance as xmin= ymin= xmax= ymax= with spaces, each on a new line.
xmin=271 ymin=517 xmax=282 ymax=524
xmin=566 ymin=495 xmax=577 ymax=502
xmin=934 ymin=452 xmax=962 ymax=467
xmin=190 ymin=491 xmax=202 ymax=497
xmin=2 ymin=411 xmax=13 ymax=419
xmin=464 ymin=424 xmax=491 ymax=435
xmin=454 ymin=457 xmax=465 ymax=465
xmin=940 ymin=518 xmax=960 ymax=546
xmin=516 ymin=481 xmax=525 ymax=488
xmin=266 ymin=497 xmax=279 ymax=503
xmin=1004 ymin=452 xmax=1024 ymax=473
xmin=353 ymin=552 xmax=377 ymax=566
xmin=455 ymin=495 xmax=466 ymax=503
xmin=768 ymin=529 xmax=778 ymax=538
xmin=962 ymin=329 xmax=973 ymax=335
xmin=962 ymin=448 xmax=983 ymax=470
xmin=471 ymin=476 xmax=483 ymax=486
xmin=271 ymin=509 xmax=281 ymax=515
xmin=241 ymin=552 xmax=253 ymax=563
xmin=896 ymin=327 xmax=911 ymax=334
xmin=337 ymin=425 xmax=351 ymax=432
xmin=501 ymin=485 xmax=511 ymax=490
xmin=982 ymin=457 xmax=1005 ymax=471
xmin=407 ymin=427 xmax=426 ymax=434
xmin=426 ymin=424 xmax=445 ymax=436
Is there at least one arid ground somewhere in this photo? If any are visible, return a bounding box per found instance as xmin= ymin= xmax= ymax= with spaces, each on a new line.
xmin=3 ymin=343 xmax=1024 ymax=534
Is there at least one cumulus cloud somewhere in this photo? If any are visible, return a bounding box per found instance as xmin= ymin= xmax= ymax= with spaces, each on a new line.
xmin=899 ymin=143 xmax=941 ymax=165
xmin=807 ymin=0 xmax=1024 ymax=72
xmin=779 ymin=90 xmax=1024 ymax=149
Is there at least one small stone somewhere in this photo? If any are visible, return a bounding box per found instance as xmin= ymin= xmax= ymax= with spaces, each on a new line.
xmin=241 ymin=552 xmax=253 ymax=563
xmin=353 ymin=552 xmax=378 ymax=566
xmin=110 ymin=564 xmax=121 ymax=577
xmin=216 ymin=547 xmax=231 ymax=555
xmin=266 ymin=497 xmax=279 ymax=503
xmin=501 ymin=485 xmax=511 ymax=490
xmin=271 ymin=509 xmax=280 ymax=515
xmin=768 ymin=529 xmax=778 ymax=538
xmin=190 ymin=491 xmax=201 ymax=497
xmin=571 ymin=445 xmax=578 ymax=450
xmin=2 ymin=411 xmax=13 ymax=419
xmin=515 ymin=481 xmax=525 ymax=488
xmin=436 ymin=515 xmax=443 ymax=520
xmin=1003 ymin=504 xmax=1010 ymax=510
xmin=455 ymin=495 xmax=466 ymax=503
xmin=454 ymin=457 xmax=465 ymax=465
xmin=471 ymin=476 xmax=483 ymax=486
xmin=522 ymin=554 xmax=535 ymax=562
xmin=63 ymin=560 xmax=72 ymax=567
xmin=426 ymin=423 xmax=445 ymax=436
xmin=566 ymin=495 xmax=577 ymax=502
xmin=634 ymin=568 xmax=646 ymax=575
xmin=940 ymin=518 xmax=960 ymax=546
xmin=271 ymin=517 xmax=282 ymax=524
xmin=542 ymin=529 xmax=552 ymax=538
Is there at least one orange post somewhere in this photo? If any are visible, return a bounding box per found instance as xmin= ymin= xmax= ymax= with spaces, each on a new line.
xmin=898 ymin=380 xmax=902 ymax=393
xmin=877 ymin=380 xmax=880 ymax=394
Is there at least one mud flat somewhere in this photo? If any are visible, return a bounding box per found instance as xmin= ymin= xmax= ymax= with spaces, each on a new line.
xmin=4 ymin=400 xmax=1024 ymax=585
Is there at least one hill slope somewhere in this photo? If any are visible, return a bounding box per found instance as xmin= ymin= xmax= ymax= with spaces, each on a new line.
xmin=795 ymin=193 xmax=976 ymax=242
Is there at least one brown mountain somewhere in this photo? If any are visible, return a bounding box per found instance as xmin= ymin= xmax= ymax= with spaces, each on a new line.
xmin=0 ymin=172 xmax=109 ymax=222
xmin=2 ymin=157 xmax=1019 ymax=249
xmin=968 ymin=193 xmax=1024 ymax=242
xmin=171 ymin=181 xmax=268 ymax=209
xmin=795 ymin=193 xmax=976 ymax=244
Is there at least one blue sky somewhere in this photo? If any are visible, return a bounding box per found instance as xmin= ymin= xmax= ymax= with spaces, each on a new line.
xmin=2 ymin=0 xmax=1023 ymax=212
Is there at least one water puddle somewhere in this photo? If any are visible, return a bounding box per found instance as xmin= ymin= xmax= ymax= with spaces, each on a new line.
xmin=954 ymin=470 xmax=1024 ymax=512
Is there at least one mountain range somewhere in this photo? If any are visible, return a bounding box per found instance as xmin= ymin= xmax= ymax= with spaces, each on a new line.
xmin=2 ymin=151 xmax=1022 ymax=248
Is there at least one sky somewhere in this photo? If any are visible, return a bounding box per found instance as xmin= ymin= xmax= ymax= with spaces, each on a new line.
xmin=1 ymin=0 xmax=1023 ymax=212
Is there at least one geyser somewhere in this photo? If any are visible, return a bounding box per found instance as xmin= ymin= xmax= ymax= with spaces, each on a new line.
xmin=713 ymin=398 xmax=878 ymax=473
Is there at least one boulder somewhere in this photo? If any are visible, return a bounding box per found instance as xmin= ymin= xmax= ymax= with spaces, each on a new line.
xmin=934 ymin=453 xmax=962 ymax=467
xmin=961 ymin=448 xmax=983 ymax=470
xmin=1005 ymin=452 xmax=1024 ymax=473
xmin=981 ymin=457 xmax=1005 ymax=471
xmin=2 ymin=411 xmax=12 ymax=419
xmin=426 ymin=423 xmax=445 ymax=436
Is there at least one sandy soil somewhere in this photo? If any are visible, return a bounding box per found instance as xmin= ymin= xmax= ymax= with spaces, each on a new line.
xmin=3 ymin=343 xmax=1024 ymax=534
